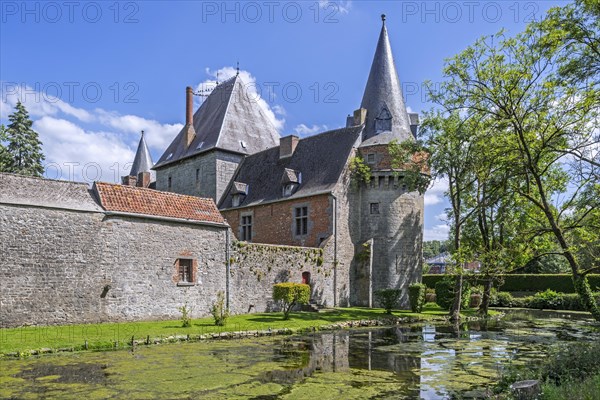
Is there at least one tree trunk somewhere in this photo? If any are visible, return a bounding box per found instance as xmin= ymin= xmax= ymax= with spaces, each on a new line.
xmin=449 ymin=274 xmax=463 ymax=321
xmin=573 ymin=274 xmax=600 ymax=321
xmin=479 ymin=278 xmax=493 ymax=316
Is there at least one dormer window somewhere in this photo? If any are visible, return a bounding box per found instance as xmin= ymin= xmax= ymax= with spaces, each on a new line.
xmin=283 ymin=183 xmax=297 ymax=197
xmin=375 ymin=107 xmax=392 ymax=133
xmin=231 ymin=181 xmax=248 ymax=207
xmin=281 ymin=168 xmax=301 ymax=197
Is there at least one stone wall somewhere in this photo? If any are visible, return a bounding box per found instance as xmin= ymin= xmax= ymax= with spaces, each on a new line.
xmin=228 ymin=242 xmax=335 ymax=313
xmin=0 ymin=202 xmax=340 ymax=327
xmin=0 ymin=203 xmax=228 ymax=327
xmin=155 ymin=150 xmax=243 ymax=202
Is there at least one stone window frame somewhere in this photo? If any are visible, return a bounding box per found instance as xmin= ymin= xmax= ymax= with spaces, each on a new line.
xmin=366 ymin=153 xmax=376 ymax=164
xmin=176 ymin=258 xmax=197 ymax=287
xmin=240 ymin=212 xmax=253 ymax=242
xmin=370 ymin=202 xmax=380 ymax=215
xmin=294 ymin=205 xmax=309 ymax=237
xmin=167 ymin=176 xmax=172 ymax=191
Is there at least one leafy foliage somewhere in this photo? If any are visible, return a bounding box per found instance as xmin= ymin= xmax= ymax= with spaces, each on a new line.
xmin=3 ymin=102 xmax=45 ymax=176
xmin=388 ymin=139 xmax=431 ymax=194
xmin=408 ymin=284 xmax=427 ymax=313
xmin=348 ymin=156 xmax=371 ymax=187
xmin=374 ymin=289 xmax=402 ymax=314
xmin=210 ymin=291 xmax=230 ymax=326
xmin=177 ymin=303 xmax=193 ymax=328
xmin=272 ymin=283 xmax=310 ymax=320
xmin=435 ymin=278 xmax=471 ymax=310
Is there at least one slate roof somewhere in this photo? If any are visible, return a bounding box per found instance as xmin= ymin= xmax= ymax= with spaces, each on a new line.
xmin=219 ymin=125 xmax=363 ymax=209
xmin=94 ymin=182 xmax=226 ymax=225
xmin=154 ymin=75 xmax=280 ymax=169
xmin=0 ymin=173 xmax=103 ymax=212
xmin=129 ymin=131 xmax=155 ymax=180
xmin=360 ymin=17 xmax=413 ymax=144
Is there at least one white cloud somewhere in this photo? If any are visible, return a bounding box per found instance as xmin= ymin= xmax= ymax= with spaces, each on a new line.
xmin=34 ymin=117 xmax=135 ymax=184
xmin=319 ymin=1 xmax=352 ymax=14
xmin=1 ymin=84 xmax=184 ymax=183
xmin=197 ymin=66 xmax=286 ymax=132
xmin=424 ymin=224 xmax=450 ymax=241
xmin=425 ymin=176 xmax=448 ymax=206
xmin=293 ymin=124 xmax=328 ymax=137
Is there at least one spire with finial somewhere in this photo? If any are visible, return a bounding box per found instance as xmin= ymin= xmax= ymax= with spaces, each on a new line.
xmin=360 ymin=14 xmax=413 ymax=143
xmin=236 ymin=61 xmax=240 ymax=76
xmin=129 ymin=130 xmax=154 ymax=178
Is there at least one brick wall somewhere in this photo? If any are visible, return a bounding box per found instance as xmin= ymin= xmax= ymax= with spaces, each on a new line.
xmin=222 ymin=194 xmax=333 ymax=248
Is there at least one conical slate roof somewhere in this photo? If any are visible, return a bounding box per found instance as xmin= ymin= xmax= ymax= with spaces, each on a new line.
xmin=129 ymin=131 xmax=155 ymax=180
xmin=360 ymin=15 xmax=413 ymax=145
xmin=154 ymin=75 xmax=280 ymax=169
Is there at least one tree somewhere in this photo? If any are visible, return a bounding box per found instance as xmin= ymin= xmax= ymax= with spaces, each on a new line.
xmin=272 ymin=283 xmax=310 ymax=320
xmin=4 ymin=101 xmax=45 ymax=176
xmin=0 ymin=124 xmax=10 ymax=172
xmin=434 ymin=17 xmax=600 ymax=320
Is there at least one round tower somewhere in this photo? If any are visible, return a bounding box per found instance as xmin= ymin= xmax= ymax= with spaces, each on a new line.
xmin=349 ymin=14 xmax=424 ymax=308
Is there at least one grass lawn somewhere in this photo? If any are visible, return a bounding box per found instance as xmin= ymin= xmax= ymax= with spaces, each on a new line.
xmin=0 ymin=304 xmax=495 ymax=355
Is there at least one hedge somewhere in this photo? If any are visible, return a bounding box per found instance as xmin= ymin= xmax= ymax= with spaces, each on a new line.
xmin=489 ymin=290 xmax=600 ymax=311
xmin=422 ymin=274 xmax=600 ymax=293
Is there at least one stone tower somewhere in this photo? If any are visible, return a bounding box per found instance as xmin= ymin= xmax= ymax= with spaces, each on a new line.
xmin=153 ymin=75 xmax=280 ymax=203
xmin=351 ymin=15 xmax=424 ymax=307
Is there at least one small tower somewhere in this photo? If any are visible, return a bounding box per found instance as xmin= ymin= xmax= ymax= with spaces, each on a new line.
xmin=122 ymin=130 xmax=155 ymax=188
xmin=351 ymin=15 xmax=424 ymax=307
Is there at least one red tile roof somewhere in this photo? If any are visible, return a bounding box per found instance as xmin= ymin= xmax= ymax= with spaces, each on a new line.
xmin=94 ymin=182 xmax=226 ymax=225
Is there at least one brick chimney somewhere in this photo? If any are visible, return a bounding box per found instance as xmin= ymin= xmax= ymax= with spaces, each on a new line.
xmin=353 ymin=108 xmax=367 ymax=126
xmin=280 ymin=135 xmax=299 ymax=159
xmin=122 ymin=175 xmax=137 ymax=187
xmin=136 ymin=171 xmax=151 ymax=188
xmin=185 ymin=86 xmax=196 ymax=148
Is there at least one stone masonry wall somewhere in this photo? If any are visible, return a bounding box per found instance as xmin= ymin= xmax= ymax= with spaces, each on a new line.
xmin=0 ymin=203 xmax=339 ymax=327
xmin=228 ymin=242 xmax=335 ymax=313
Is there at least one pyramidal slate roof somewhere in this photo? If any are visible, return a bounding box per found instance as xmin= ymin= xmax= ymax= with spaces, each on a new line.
xmin=154 ymin=75 xmax=280 ymax=169
xmin=219 ymin=126 xmax=363 ymax=210
xmin=129 ymin=131 xmax=155 ymax=180
xmin=360 ymin=16 xmax=413 ymax=145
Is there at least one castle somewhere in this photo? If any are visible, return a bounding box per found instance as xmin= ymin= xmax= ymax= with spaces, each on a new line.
xmin=0 ymin=16 xmax=423 ymax=327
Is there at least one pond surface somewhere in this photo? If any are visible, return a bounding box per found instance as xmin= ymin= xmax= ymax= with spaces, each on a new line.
xmin=1 ymin=310 xmax=599 ymax=399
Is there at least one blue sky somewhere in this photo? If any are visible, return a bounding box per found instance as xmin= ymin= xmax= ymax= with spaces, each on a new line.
xmin=0 ymin=0 xmax=569 ymax=240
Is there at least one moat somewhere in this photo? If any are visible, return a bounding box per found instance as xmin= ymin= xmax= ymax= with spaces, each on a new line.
xmin=1 ymin=310 xmax=598 ymax=399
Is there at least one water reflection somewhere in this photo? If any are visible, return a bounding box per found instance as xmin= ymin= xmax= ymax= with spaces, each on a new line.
xmin=1 ymin=310 xmax=599 ymax=399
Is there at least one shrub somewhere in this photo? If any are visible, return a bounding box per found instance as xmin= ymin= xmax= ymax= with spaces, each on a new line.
xmin=542 ymin=341 xmax=600 ymax=385
xmin=374 ymin=289 xmax=402 ymax=314
xmin=529 ymin=289 xmax=562 ymax=310
xmin=423 ymin=274 xmax=600 ymax=293
xmin=491 ymin=291 xmax=514 ymax=307
xmin=408 ymin=283 xmax=427 ymax=313
xmin=435 ymin=278 xmax=471 ymax=310
xmin=273 ymin=283 xmax=310 ymax=320
xmin=177 ymin=303 xmax=193 ymax=328
xmin=210 ymin=291 xmax=230 ymax=326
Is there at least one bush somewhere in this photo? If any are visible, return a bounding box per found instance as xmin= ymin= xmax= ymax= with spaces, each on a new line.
xmin=177 ymin=303 xmax=193 ymax=328
xmin=374 ymin=289 xmax=402 ymax=314
xmin=423 ymin=274 xmax=600 ymax=293
xmin=490 ymin=291 xmax=514 ymax=307
xmin=529 ymin=289 xmax=562 ymax=309
xmin=435 ymin=278 xmax=471 ymax=310
xmin=408 ymin=283 xmax=427 ymax=313
xmin=210 ymin=291 xmax=230 ymax=326
xmin=542 ymin=341 xmax=600 ymax=385
xmin=273 ymin=283 xmax=310 ymax=320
